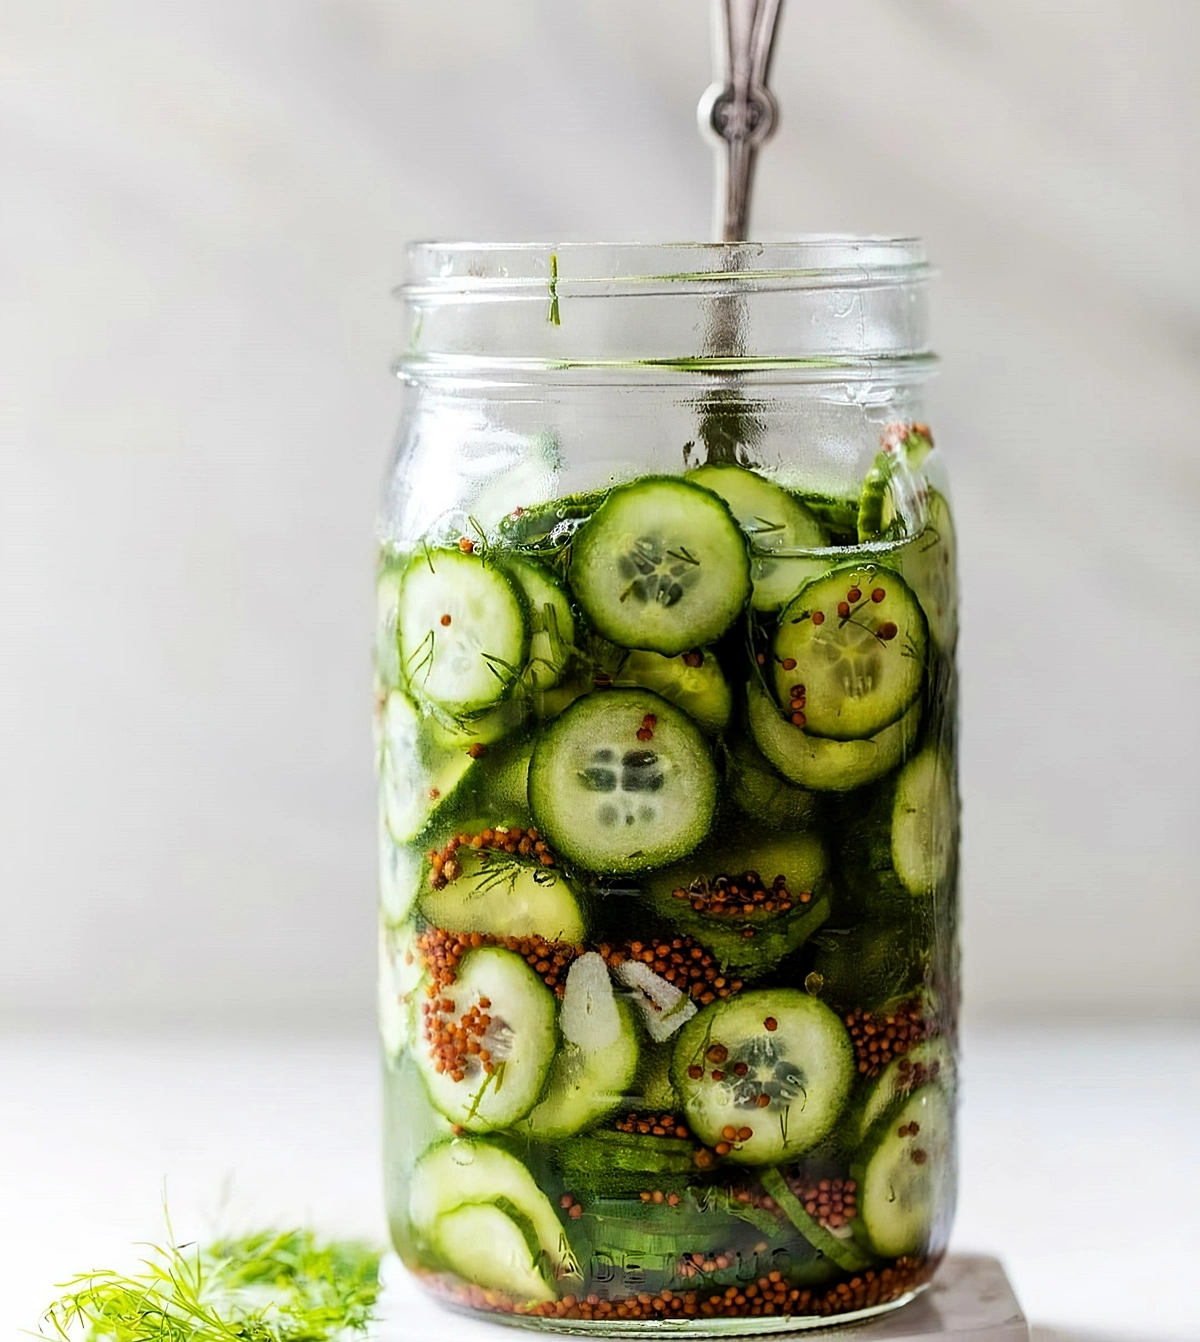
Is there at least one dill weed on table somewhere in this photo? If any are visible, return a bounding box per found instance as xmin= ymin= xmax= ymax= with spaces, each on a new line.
xmin=37 ymin=1229 xmax=382 ymax=1342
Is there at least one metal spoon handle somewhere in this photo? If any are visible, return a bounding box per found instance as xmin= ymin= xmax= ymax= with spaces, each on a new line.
xmin=698 ymin=0 xmax=784 ymax=241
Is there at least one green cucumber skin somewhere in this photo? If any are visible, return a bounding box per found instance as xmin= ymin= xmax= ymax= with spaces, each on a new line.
xmin=759 ymin=1168 xmax=873 ymax=1274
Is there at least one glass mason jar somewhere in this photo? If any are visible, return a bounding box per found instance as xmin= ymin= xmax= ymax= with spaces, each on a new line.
xmin=377 ymin=240 xmax=959 ymax=1334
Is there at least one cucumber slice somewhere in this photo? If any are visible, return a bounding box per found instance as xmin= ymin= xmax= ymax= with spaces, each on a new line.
xmin=805 ymin=922 xmax=925 ymax=1015
xmin=556 ymin=1128 xmax=700 ymax=1197
xmin=399 ymin=548 xmax=528 ymax=715
xmin=773 ymin=566 xmax=927 ymax=740
xmin=758 ymin=1168 xmax=872 ymax=1273
xmin=375 ymin=560 xmax=406 ymax=689
xmin=800 ymin=493 xmax=861 ymax=545
xmin=503 ymin=555 xmax=575 ymax=692
xmin=410 ymin=1138 xmax=574 ymax=1277
xmin=899 ymin=489 xmax=958 ymax=651
xmin=426 ymin=699 xmax=527 ymax=752
xmin=414 ymin=946 xmax=557 ymax=1132
xmin=470 ymin=432 xmax=564 ymax=532
xmin=634 ymin=1041 xmax=680 ymax=1111
xmin=377 ymin=691 xmax=476 ymax=843
xmin=689 ymin=464 xmax=828 ymax=612
xmin=747 ymin=678 xmax=921 ymax=792
xmin=856 ymin=1037 xmax=954 ymax=1145
xmin=431 ymin=1201 xmax=556 ymax=1303
xmin=722 ymin=733 xmax=820 ymax=830
xmin=521 ymin=955 xmax=640 ymax=1138
xmin=854 ymin=1085 xmax=953 ymax=1258
xmin=379 ymin=817 xmax=422 ymax=924
xmin=891 ymin=745 xmax=957 ymax=897
xmin=529 ymin=689 xmax=717 ymax=874
xmin=494 ymin=490 xmax=603 ymax=557
xmin=672 ymin=989 xmax=854 ymax=1164
xmin=645 ymin=832 xmax=833 ymax=978
xmin=378 ymin=920 xmax=422 ymax=1062
xmin=614 ymin=649 xmax=732 ymax=733
xmin=419 ymin=846 xmax=586 ymax=943
xmin=858 ymin=428 xmax=932 ymax=544
xmin=568 ymin=477 xmax=750 ymax=655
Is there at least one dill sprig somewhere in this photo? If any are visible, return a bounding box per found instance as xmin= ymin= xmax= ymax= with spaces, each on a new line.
xmin=37 ymin=1227 xmax=383 ymax=1342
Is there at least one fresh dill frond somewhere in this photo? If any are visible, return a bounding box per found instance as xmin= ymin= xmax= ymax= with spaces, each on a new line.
xmin=37 ymin=1228 xmax=383 ymax=1342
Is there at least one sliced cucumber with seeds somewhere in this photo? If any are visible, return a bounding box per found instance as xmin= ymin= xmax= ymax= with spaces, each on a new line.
xmin=430 ymin=1202 xmax=556 ymax=1303
xmin=747 ymin=678 xmax=921 ymax=793
xmin=900 ymin=488 xmax=958 ymax=652
xmin=410 ymin=1138 xmax=574 ymax=1278
xmin=723 ymin=733 xmax=820 ymax=830
xmin=414 ymin=946 xmax=557 ymax=1132
xmin=891 ymin=745 xmax=957 ymax=896
xmin=529 ymin=689 xmax=717 ymax=874
xmin=774 ymin=566 xmax=927 ymax=741
xmin=520 ymin=953 xmax=640 ymax=1139
xmin=645 ymin=832 xmax=833 ymax=978
xmin=671 ymin=989 xmax=854 ymax=1164
xmin=503 ymin=555 xmax=575 ymax=692
xmin=399 ymin=548 xmax=528 ymax=715
xmin=420 ymin=847 xmax=586 ymax=943
xmin=689 ymin=464 xmax=828 ymax=613
xmin=377 ymin=691 xmax=476 ymax=843
xmin=854 ymin=1085 xmax=953 ymax=1258
xmin=614 ymin=649 xmax=732 ymax=733
xmin=568 ymin=477 xmax=750 ymax=655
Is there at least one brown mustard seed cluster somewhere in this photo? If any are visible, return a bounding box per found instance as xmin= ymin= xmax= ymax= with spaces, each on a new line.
xmin=636 ymin=712 xmax=657 ymax=743
xmin=844 ymin=999 xmax=930 ymax=1077
xmin=425 ymin=1257 xmax=933 ymax=1322
xmin=795 ymin=582 xmax=898 ymax=643
xmin=897 ymin=1054 xmax=943 ymax=1092
xmin=638 ymin=1189 xmax=684 ymax=1207
xmin=427 ymin=826 xmax=556 ymax=890
xmin=615 ymin=1111 xmax=691 ymax=1140
xmin=785 ymin=1175 xmax=858 ymax=1231
xmin=677 ymin=1252 xmax=733 ymax=1278
xmin=417 ymin=927 xmax=582 ymax=997
xmin=785 ymin=682 xmax=807 ymax=727
xmin=558 ymin=1193 xmax=584 ymax=1221
xmin=599 ymin=936 xmax=744 ymax=1004
xmin=419 ymin=993 xmax=495 ymax=1081
xmin=672 ymin=870 xmax=810 ymax=918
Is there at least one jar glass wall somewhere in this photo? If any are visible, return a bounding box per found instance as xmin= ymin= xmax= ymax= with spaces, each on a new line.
xmin=376 ymin=241 xmax=959 ymax=1335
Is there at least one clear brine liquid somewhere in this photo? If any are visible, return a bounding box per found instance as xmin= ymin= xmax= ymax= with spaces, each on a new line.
xmin=376 ymin=445 xmax=959 ymax=1330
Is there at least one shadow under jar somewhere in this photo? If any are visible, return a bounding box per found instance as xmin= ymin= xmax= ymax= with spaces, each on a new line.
xmin=376 ymin=241 xmax=960 ymax=1335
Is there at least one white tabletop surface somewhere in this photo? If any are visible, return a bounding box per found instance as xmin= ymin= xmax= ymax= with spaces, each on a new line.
xmin=3 ymin=1024 xmax=1196 ymax=1342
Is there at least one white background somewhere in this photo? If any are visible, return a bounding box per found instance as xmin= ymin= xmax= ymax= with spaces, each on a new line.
xmin=3 ymin=3 xmax=1199 ymax=1022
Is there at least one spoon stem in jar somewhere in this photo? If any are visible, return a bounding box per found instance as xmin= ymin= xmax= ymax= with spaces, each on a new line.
xmin=698 ymin=0 xmax=784 ymax=241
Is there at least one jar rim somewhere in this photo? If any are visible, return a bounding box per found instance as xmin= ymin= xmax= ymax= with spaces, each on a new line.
xmin=400 ymin=237 xmax=931 ymax=300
